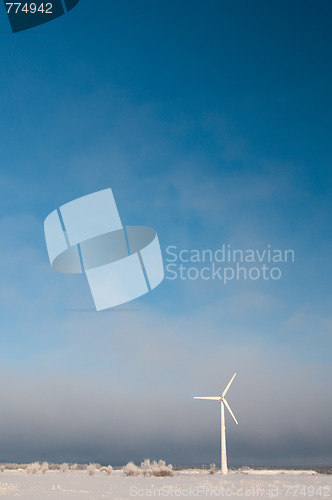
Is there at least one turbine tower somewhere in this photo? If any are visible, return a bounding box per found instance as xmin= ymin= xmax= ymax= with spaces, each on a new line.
xmin=194 ymin=373 xmax=238 ymax=475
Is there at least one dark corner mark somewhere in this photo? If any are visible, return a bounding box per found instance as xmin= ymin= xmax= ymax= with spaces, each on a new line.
xmin=2 ymin=0 xmax=80 ymax=33
xmin=63 ymin=0 xmax=79 ymax=12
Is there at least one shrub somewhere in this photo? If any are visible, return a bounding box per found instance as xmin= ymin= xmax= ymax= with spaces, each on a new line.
xmin=151 ymin=460 xmax=173 ymax=477
xmin=87 ymin=463 xmax=97 ymax=476
xmin=100 ymin=465 xmax=113 ymax=475
xmin=0 ymin=466 xmax=5 ymax=473
xmin=40 ymin=462 xmax=49 ymax=475
xmin=123 ymin=459 xmax=173 ymax=477
xmin=26 ymin=462 xmax=40 ymax=475
xmin=71 ymin=463 xmax=78 ymax=471
xmin=140 ymin=458 xmax=152 ymax=477
xmin=209 ymin=463 xmax=216 ymax=475
xmin=60 ymin=463 xmax=69 ymax=473
xmin=123 ymin=461 xmax=140 ymax=477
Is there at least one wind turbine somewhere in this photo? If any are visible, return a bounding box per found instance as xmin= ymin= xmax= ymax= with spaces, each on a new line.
xmin=194 ymin=373 xmax=238 ymax=475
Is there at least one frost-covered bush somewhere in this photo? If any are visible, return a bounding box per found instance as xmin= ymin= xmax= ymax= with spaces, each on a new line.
xmin=151 ymin=460 xmax=173 ymax=477
xmin=141 ymin=458 xmax=173 ymax=477
xmin=100 ymin=465 xmax=113 ymax=475
xmin=60 ymin=463 xmax=69 ymax=473
xmin=40 ymin=462 xmax=49 ymax=475
xmin=209 ymin=463 xmax=216 ymax=474
xmin=123 ymin=461 xmax=140 ymax=477
xmin=71 ymin=463 xmax=78 ymax=471
xmin=0 ymin=466 xmax=5 ymax=473
xmin=26 ymin=462 xmax=40 ymax=475
xmin=87 ymin=463 xmax=98 ymax=476
xmin=123 ymin=459 xmax=173 ymax=477
xmin=140 ymin=459 xmax=152 ymax=477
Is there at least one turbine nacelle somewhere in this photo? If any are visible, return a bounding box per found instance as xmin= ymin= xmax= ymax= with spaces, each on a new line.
xmin=193 ymin=373 xmax=238 ymax=425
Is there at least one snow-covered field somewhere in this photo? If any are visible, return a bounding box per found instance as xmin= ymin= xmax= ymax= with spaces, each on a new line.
xmin=0 ymin=469 xmax=331 ymax=499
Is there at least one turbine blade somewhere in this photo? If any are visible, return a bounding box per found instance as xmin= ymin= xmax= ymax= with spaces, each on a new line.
xmin=222 ymin=373 xmax=237 ymax=397
xmin=193 ymin=397 xmax=221 ymax=400
xmin=223 ymin=397 xmax=238 ymax=424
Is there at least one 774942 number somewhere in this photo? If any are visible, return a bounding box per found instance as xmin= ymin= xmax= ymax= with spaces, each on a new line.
xmin=6 ymin=3 xmax=53 ymax=14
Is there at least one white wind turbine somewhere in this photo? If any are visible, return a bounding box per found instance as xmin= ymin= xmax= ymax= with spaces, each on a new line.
xmin=194 ymin=373 xmax=238 ymax=475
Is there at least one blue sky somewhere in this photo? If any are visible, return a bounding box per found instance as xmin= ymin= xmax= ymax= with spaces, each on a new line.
xmin=0 ymin=0 xmax=331 ymax=466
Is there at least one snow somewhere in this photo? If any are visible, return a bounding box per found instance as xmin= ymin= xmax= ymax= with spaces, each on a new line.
xmin=0 ymin=469 xmax=331 ymax=499
xmin=241 ymin=469 xmax=318 ymax=476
